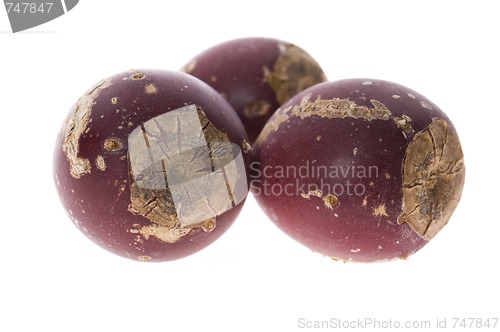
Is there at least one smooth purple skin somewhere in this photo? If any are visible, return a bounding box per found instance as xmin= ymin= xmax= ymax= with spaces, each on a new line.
xmin=183 ymin=37 xmax=326 ymax=143
xmin=252 ymin=79 xmax=462 ymax=262
xmin=54 ymin=69 xmax=250 ymax=262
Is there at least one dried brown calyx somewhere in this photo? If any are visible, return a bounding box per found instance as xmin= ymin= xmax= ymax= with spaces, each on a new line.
xmin=128 ymin=105 xmax=248 ymax=243
xmin=398 ymin=118 xmax=465 ymax=240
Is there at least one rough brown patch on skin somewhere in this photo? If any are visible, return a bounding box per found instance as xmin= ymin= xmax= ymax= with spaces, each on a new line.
xmin=144 ymin=83 xmax=158 ymax=95
xmin=398 ymin=118 xmax=465 ymax=240
xmin=104 ymin=138 xmax=124 ymax=152
xmin=373 ymin=204 xmax=389 ymax=217
xmin=257 ymin=96 xmax=393 ymax=146
xmin=130 ymin=201 xmax=218 ymax=244
xmin=300 ymin=189 xmax=323 ymax=199
xmin=131 ymin=72 xmax=145 ymax=80
xmin=243 ymin=100 xmax=271 ymax=118
xmin=265 ymin=44 xmax=326 ymax=105
xmin=301 ymin=190 xmax=339 ymax=209
xmin=323 ymin=194 xmax=339 ymax=209
xmin=138 ymin=224 xmax=191 ymax=244
xmin=128 ymin=106 xmax=238 ymax=243
xmin=181 ymin=59 xmax=197 ymax=73
xmin=257 ymin=95 xmax=392 ymax=144
xmin=393 ymin=115 xmax=415 ymax=137
xmin=62 ymin=78 xmax=113 ymax=179
xmin=200 ymin=218 xmax=216 ymax=232
xmin=96 ymin=155 xmax=106 ymax=171
xmin=290 ymin=95 xmax=392 ymax=121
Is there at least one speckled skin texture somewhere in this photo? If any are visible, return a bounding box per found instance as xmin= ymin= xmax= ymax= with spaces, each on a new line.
xmin=54 ymin=69 xmax=250 ymax=261
xmin=252 ymin=79 xmax=465 ymax=262
xmin=183 ymin=37 xmax=327 ymax=143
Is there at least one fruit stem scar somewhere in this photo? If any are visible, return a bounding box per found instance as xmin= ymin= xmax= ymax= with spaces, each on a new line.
xmin=398 ymin=118 xmax=465 ymax=240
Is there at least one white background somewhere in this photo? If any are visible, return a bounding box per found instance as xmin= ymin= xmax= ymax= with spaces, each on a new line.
xmin=1 ymin=1 xmax=498 ymax=331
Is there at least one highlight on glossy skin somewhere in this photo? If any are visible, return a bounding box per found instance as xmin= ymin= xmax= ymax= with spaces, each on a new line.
xmin=252 ymin=79 xmax=465 ymax=262
xmin=53 ymin=69 xmax=250 ymax=261
xmin=182 ymin=37 xmax=327 ymax=143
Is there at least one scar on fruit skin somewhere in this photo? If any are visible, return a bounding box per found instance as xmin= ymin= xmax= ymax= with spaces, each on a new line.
xmin=128 ymin=106 xmax=234 ymax=243
xmin=398 ymin=118 xmax=465 ymax=240
xmin=323 ymin=194 xmax=339 ymax=209
xmin=373 ymin=204 xmax=389 ymax=217
xmin=256 ymin=94 xmax=422 ymax=148
xmin=135 ymin=219 xmax=216 ymax=244
xmin=96 ymin=155 xmax=106 ymax=171
xmin=301 ymin=190 xmax=339 ymax=209
xmin=131 ymin=72 xmax=145 ymax=80
xmin=104 ymin=138 xmax=124 ymax=152
xmin=300 ymin=189 xmax=322 ymax=199
xmin=264 ymin=44 xmax=326 ymax=105
xmin=393 ymin=115 xmax=415 ymax=138
xmin=144 ymin=84 xmax=158 ymax=95
xmin=62 ymin=78 xmax=113 ymax=179
xmin=257 ymin=95 xmax=392 ymax=145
